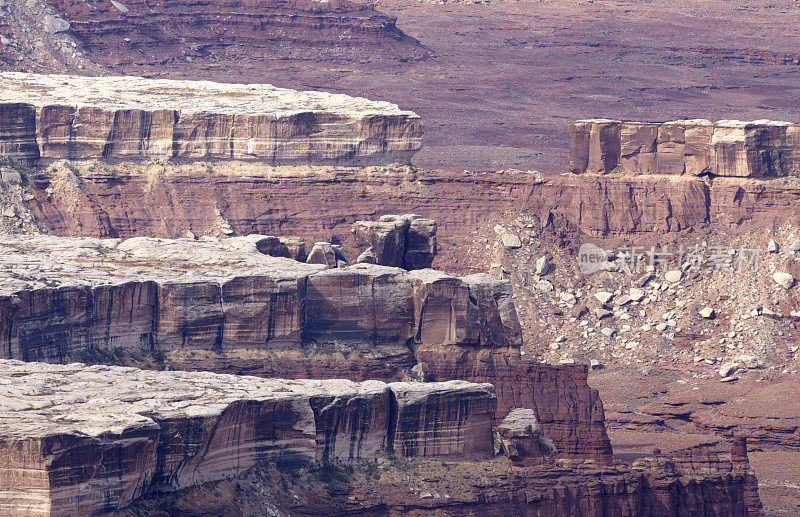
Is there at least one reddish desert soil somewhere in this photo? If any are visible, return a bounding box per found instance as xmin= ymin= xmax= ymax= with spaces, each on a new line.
xmin=592 ymin=367 xmax=800 ymax=517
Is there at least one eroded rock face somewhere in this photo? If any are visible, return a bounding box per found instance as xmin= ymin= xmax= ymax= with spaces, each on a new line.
xmin=389 ymin=380 xmax=496 ymax=459
xmin=352 ymin=213 xmax=437 ymax=269
xmin=0 ymin=72 xmax=422 ymax=166
xmin=0 ymin=360 xmax=495 ymax=515
xmin=416 ymin=346 xmax=612 ymax=459
xmin=0 ymin=235 xmax=617 ymax=462
xmin=24 ymin=162 xmax=800 ymax=253
xmin=498 ymin=408 xmax=557 ymax=463
xmin=570 ymin=119 xmax=800 ymax=177
xmin=42 ymin=0 xmax=428 ymax=71
xmin=0 ymin=235 xmax=514 ymax=372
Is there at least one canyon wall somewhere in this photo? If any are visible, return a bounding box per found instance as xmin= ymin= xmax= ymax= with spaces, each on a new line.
xmin=0 ymin=359 xmax=763 ymax=517
xmin=0 ymin=360 xmax=495 ymax=516
xmin=0 ymin=73 xmax=422 ymax=166
xmin=22 ymin=162 xmax=800 ymax=254
xmin=0 ymin=234 xmax=610 ymax=459
xmin=570 ymin=118 xmax=800 ymax=177
xmin=40 ymin=0 xmax=428 ymax=70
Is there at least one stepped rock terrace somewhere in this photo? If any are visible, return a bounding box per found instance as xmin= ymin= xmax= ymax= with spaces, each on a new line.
xmin=0 ymin=72 xmax=422 ymax=165
xmin=0 ymin=360 xmax=494 ymax=516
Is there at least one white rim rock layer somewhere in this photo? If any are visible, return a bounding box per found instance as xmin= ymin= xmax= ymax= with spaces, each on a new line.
xmin=0 ymin=72 xmax=423 ymax=166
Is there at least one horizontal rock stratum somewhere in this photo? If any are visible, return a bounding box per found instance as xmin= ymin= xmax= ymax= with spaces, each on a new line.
xmin=0 ymin=234 xmax=518 ymax=364
xmin=0 ymin=233 xmax=611 ymax=460
xmin=0 ymin=72 xmax=422 ymax=165
xmin=0 ymin=360 xmax=494 ymax=516
xmin=570 ymin=118 xmax=800 ymax=177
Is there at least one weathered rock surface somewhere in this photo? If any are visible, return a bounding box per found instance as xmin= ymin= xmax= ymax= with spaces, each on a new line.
xmin=570 ymin=119 xmax=800 ymax=177
xmin=0 ymin=234 xmax=614 ymax=462
xmin=0 ymin=360 xmax=495 ymax=515
xmin=22 ymin=162 xmax=800 ymax=260
xmin=416 ymin=346 xmax=612 ymax=459
xmin=41 ymin=0 xmax=428 ymax=71
xmin=389 ymin=380 xmax=496 ymax=459
xmin=116 ymin=446 xmax=764 ymax=516
xmin=254 ymin=235 xmax=307 ymax=262
xmin=0 ymin=72 xmax=422 ymax=166
xmin=352 ymin=213 xmax=436 ymax=269
xmin=498 ymin=408 xmax=557 ymax=463
xmin=0 ymin=235 xmax=485 ymax=370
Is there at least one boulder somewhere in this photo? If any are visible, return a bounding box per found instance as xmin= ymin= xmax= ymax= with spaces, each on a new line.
xmin=306 ymin=242 xmax=338 ymax=268
xmin=43 ymin=15 xmax=70 ymax=34
xmin=594 ymin=291 xmax=613 ymax=305
xmin=534 ymin=255 xmax=550 ymax=276
xmin=356 ymin=247 xmax=377 ymax=264
xmin=773 ymin=271 xmax=794 ymax=290
xmin=498 ymin=408 xmax=557 ymax=463
xmin=719 ymin=362 xmax=740 ymax=377
xmin=0 ymin=167 xmax=22 ymax=184
xmin=502 ymin=233 xmax=522 ymax=249
xmin=767 ymin=239 xmax=778 ymax=253
xmin=628 ymin=288 xmax=645 ymax=302
xmin=699 ymin=307 xmax=715 ymax=319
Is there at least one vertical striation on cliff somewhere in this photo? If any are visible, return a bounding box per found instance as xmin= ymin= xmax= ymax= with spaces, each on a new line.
xmin=0 ymin=72 xmax=423 ymax=166
xmin=570 ymin=118 xmax=800 ymax=177
xmin=0 ymin=360 xmax=497 ymax=516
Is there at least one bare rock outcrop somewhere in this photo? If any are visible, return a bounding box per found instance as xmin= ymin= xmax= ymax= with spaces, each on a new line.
xmin=20 ymin=161 xmax=800 ymax=258
xmin=416 ymin=346 xmax=612 ymax=459
xmin=40 ymin=0 xmax=428 ymax=72
xmin=0 ymin=234 xmax=614 ymax=461
xmin=570 ymin=118 xmax=800 ymax=177
xmin=352 ymin=213 xmax=437 ymax=269
xmin=389 ymin=380 xmax=496 ymax=459
xmin=498 ymin=408 xmax=557 ymax=463
xmin=0 ymin=360 xmax=495 ymax=515
xmin=0 ymin=72 xmax=422 ymax=166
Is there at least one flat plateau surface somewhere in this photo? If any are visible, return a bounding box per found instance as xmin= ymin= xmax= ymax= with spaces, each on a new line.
xmin=58 ymin=0 xmax=798 ymax=173
xmin=0 ymin=72 xmax=415 ymax=116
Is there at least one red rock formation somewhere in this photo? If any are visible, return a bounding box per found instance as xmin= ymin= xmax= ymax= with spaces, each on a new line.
xmin=118 ymin=442 xmax=764 ymax=516
xmin=388 ymin=380 xmax=496 ymax=460
xmin=416 ymin=345 xmax=612 ymax=460
xmin=352 ymin=214 xmax=437 ymax=269
xmin=570 ymin=119 xmax=800 ymax=178
xmin=0 ymin=361 xmax=498 ymax=515
xmin=0 ymin=73 xmax=423 ymax=166
xmin=42 ymin=0 xmax=428 ymax=70
xmin=29 ymin=161 xmax=800 ymax=250
xmin=0 ymin=234 xmax=613 ymax=462
xmin=497 ymin=408 xmax=558 ymax=463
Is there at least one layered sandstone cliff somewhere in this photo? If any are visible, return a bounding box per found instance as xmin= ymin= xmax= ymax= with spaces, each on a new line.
xmin=0 ymin=234 xmax=511 ymax=365
xmin=0 ymin=73 xmax=422 ymax=166
xmin=0 ymin=359 xmax=764 ymax=517
xmin=570 ymin=118 xmax=800 ymax=177
xmin=39 ymin=0 xmax=428 ymax=70
xmin=0 ymin=233 xmax=610 ymax=459
xmin=0 ymin=360 xmax=495 ymax=516
xmin=18 ymin=161 xmax=800 ymax=256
